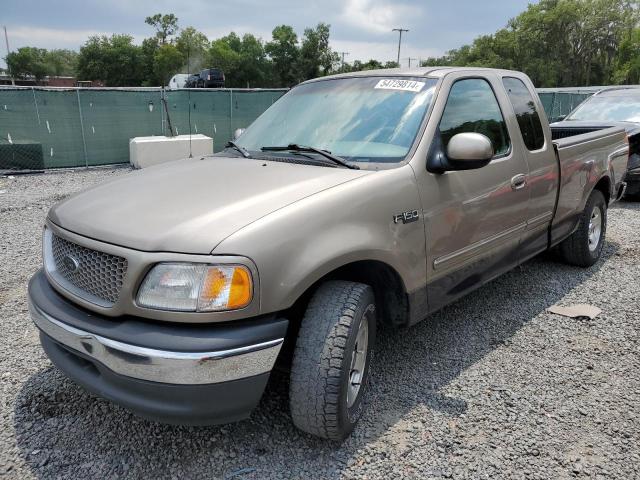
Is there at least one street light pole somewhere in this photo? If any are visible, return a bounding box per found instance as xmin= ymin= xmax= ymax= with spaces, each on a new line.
xmin=392 ymin=28 xmax=409 ymax=66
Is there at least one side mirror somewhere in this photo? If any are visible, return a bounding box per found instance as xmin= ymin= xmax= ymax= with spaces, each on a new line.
xmin=427 ymin=132 xmax=494 ymax=174
xmin=233 ymin=128 xmax=246 ymax=140
xmin=446 ymin=132 xmax=494 ymax=164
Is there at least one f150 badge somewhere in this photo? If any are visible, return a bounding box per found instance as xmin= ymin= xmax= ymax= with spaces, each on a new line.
xmin=393 ymin=210 xmax=419 ymax=224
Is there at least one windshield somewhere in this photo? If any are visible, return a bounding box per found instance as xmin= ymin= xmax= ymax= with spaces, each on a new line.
xmin=566 ymin=93 xmax=640 ymax=122
xmin=236 ymin=76 xmax=438 ymax=163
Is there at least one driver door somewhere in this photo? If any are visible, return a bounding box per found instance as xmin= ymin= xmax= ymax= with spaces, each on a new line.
xmin=417 ymin=73 xmax=530 ymax=312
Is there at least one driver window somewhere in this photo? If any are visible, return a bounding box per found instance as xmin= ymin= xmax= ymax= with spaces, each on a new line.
xmin=439 ymin=78 xmax=511 ymax=156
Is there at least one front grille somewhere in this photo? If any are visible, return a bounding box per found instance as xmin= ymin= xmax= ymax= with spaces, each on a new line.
xmin=48 ymin=232 xmax=127 ymax=306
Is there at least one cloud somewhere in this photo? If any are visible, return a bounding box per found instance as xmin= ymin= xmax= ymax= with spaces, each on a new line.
xmin=1 ymin=0 xmax=535 ymax=69
xmin=5 ymin=26 xmax=147 ymax=51
xmin=7 ymin=26 xmax=108 ymax=49
xmin=341 ymin=0 xmax=421 ymax=35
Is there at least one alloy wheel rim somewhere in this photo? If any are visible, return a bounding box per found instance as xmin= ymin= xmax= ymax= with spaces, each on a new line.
xmin=347 ymin=314 xmax=369 ymax=408
xmin=588 ymin=207 xmax=602 ymax=252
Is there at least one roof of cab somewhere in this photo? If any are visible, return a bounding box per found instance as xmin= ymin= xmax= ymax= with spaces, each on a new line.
xmin=300 ymin=66 xmax=528 ymax=84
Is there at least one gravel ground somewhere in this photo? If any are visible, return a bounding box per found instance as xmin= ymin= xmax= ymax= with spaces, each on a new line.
xmin=0 ymin=167 xmax=638 ymax=480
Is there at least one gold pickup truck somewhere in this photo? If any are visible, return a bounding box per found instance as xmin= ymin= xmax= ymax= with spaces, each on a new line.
xmin=28 ymin=67 xmax=629 ymax=440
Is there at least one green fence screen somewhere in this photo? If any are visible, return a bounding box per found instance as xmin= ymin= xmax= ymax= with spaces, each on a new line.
xmin=537 ymin=87 xmax=604 ymax=123
xmin=0 ymin=85 xmax=608 ymax=172
xmin=0 ymin=87 xmax=287 ymax=172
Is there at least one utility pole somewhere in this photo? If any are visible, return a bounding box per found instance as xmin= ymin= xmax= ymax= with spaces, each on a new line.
xmin=392 ymin=28 xmax=409 ymax=66
xmin=407 ymin=57 xmax=419 ymax=68
xmin=3 ymin=26 xmax=14 ymax=85
xmin=339 ymin=51 xmax=350 ymax=72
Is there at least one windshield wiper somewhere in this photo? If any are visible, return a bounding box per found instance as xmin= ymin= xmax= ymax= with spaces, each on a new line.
xmin=261 ymin=144 xmax=359 ymax=170
xmin=225 ymin=140 xmax=252 ymax=158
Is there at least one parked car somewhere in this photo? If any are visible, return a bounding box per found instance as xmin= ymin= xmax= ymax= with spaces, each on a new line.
xmin=29 ymin=67 xmax=628 ymax=440
xmin=167 ymin=73 xmax=189 ymax=90
xmin=196 ymin=68 xmax=225 ymax=88
xmin=551 ymin=86 xmax=640 ymax=198
xmin=183 ymin=74 xmax=199 ymax=88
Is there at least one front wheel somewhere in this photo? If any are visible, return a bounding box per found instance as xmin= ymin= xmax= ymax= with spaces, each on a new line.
xmin=559 ymin=189 xmax=607 ymax=267
xmin=289 ymin=281 xmax=376 ymax=441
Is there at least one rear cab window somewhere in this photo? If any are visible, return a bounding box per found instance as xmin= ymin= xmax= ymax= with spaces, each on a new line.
xmin=439 ymin=78 xmax=511 ymax=157
xmin=502 ymin=77 xmax=545 ymax=151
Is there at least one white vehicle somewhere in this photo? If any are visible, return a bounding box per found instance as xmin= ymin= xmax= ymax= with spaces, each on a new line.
xmin=167 ymin=74 xmax=189 ymax=90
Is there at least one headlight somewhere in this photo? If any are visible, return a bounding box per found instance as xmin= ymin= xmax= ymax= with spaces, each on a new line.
xmin=137 ymin=263 xmax=253 ymax=312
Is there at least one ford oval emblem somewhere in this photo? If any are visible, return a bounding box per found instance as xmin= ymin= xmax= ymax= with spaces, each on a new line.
xmin=62 ymin=255 xmax=80 ymax=273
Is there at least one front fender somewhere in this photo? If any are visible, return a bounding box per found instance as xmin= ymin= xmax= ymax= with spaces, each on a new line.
xmin=213 ymin=165 xmax=426 ymax=315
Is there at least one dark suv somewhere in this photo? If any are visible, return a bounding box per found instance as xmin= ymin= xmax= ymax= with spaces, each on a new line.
xmin=196 ymin=68 xmax=225 ymax=88
xmin=184 ymin=74 xmax=199 ymax=88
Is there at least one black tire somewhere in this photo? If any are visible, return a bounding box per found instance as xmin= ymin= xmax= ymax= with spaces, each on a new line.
xmin=559 ymin=189 xmax=607 ymax=267
xmin=289 ymin=280 xmax=376 ymax=441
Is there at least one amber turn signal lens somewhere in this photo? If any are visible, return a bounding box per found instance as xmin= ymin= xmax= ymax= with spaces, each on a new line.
xmin=228 ymin=267 xmax=252 ymax=309
xmin=198 ymin=265 xmax=252 ymax=311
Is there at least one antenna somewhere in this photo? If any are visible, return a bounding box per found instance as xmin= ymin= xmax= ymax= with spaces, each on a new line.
xmin=3 ymin=26 xmax=14 ymax=86
xmin=187 ymin=44 xmax=193 ymax=158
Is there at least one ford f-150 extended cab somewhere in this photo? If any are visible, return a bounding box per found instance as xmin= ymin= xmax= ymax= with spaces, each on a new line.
xmin=28 ymin=68 xmax=629 ymax=440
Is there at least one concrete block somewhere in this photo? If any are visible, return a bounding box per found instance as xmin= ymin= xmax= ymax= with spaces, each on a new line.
xmin=129 ymin=135 xmax=213 ymax=168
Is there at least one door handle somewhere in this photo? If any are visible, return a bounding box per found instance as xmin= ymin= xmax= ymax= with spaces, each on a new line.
xmin=511 ymin=174 xmax=527 ymax=191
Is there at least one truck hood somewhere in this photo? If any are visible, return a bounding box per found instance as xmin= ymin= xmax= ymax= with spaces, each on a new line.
xmin=49 ymin=156 xmax=370 ymax=253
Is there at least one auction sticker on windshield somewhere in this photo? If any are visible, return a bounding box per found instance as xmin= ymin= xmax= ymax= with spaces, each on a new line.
xmin=374 ymin=79 xmax=425 ymax=92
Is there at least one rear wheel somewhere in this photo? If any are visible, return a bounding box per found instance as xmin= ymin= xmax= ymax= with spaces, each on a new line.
xmin=289 ymin=281 xmax=376 ymax=441
xmin=559 ymin=189 xmax=607 ymax=267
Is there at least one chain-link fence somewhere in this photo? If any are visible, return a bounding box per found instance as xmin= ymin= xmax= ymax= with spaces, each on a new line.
xmin=0 ymin=87 xmax=287 ymax=173
xmin=537 ymin=87 xmax=605 ymax=123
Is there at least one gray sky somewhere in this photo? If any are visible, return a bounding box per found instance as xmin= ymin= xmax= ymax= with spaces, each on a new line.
xmin=2 ymin=0 xmax=535 ymax=68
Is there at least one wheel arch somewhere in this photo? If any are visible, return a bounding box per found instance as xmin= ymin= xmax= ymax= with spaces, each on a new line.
xmin=592 ymin=174 xmax=612 ymax=206
xmin=286 ymin=258 xmax=411 ymax=329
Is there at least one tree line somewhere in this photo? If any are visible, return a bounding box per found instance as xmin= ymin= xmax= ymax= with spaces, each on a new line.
xmin=4 ymin=14 xmax=398 ymax=88
xmin=6 ymin=1 xmax=640 ymax=88
xmin=421 ymin=0 xmax=640 ymax=87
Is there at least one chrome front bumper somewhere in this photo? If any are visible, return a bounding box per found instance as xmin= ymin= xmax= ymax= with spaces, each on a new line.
xmin=29 ymin=298 xmax=284 ymax=386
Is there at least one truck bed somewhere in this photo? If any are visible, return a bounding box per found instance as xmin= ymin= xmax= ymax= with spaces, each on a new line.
xmin=550 ymin=126 xmax=628 ymax=244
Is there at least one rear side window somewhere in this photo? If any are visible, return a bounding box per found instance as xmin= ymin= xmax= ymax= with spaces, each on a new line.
xmin=439 ymin=78 xmax=510 ymax=156
xmin=502 ymin=77 xmax=545 ymax=151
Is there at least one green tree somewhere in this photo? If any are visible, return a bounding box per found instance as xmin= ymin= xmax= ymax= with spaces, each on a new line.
xmin=175 ymin=27 xmax=209 ymax=73
xmin=77 ymin=34 xmax=145 ymax=86
xmin=265 ymin=25 xmax=299 ymax=87
xmin=207 ymin=32 xmax=274 ymax=87
xmin=153 ymin=43 xmax=184 ymax=85
xmin=421 ymin=0 xmax=640 ymax=87
xmin=5 ymin=47 xmax=48 ymax=80
xmin=208 ymin=34 xmax=242 ymax=84
xmin=44 ymin=49 xmax=79 ymax=76
xmin=297 ymin=23 xmax=336 ymax=80
xmin=145 ymin=13 xmax=179 ymax=45
xmin=140 ymin=37 xmax=160 ymax=85
xmin=614 ymin=28 xmax=640 ymax=83
xmin=237 ymin=33 xmax=271 ymax=87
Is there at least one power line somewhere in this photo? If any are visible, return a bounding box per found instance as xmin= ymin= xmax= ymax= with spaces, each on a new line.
xmin=406 ymin=57 xmax=419 ymax=68
xmin=338 ymin=51 xmax=350 ymax=71
xmin=392 ymin=28 xmax=409 ymax=66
